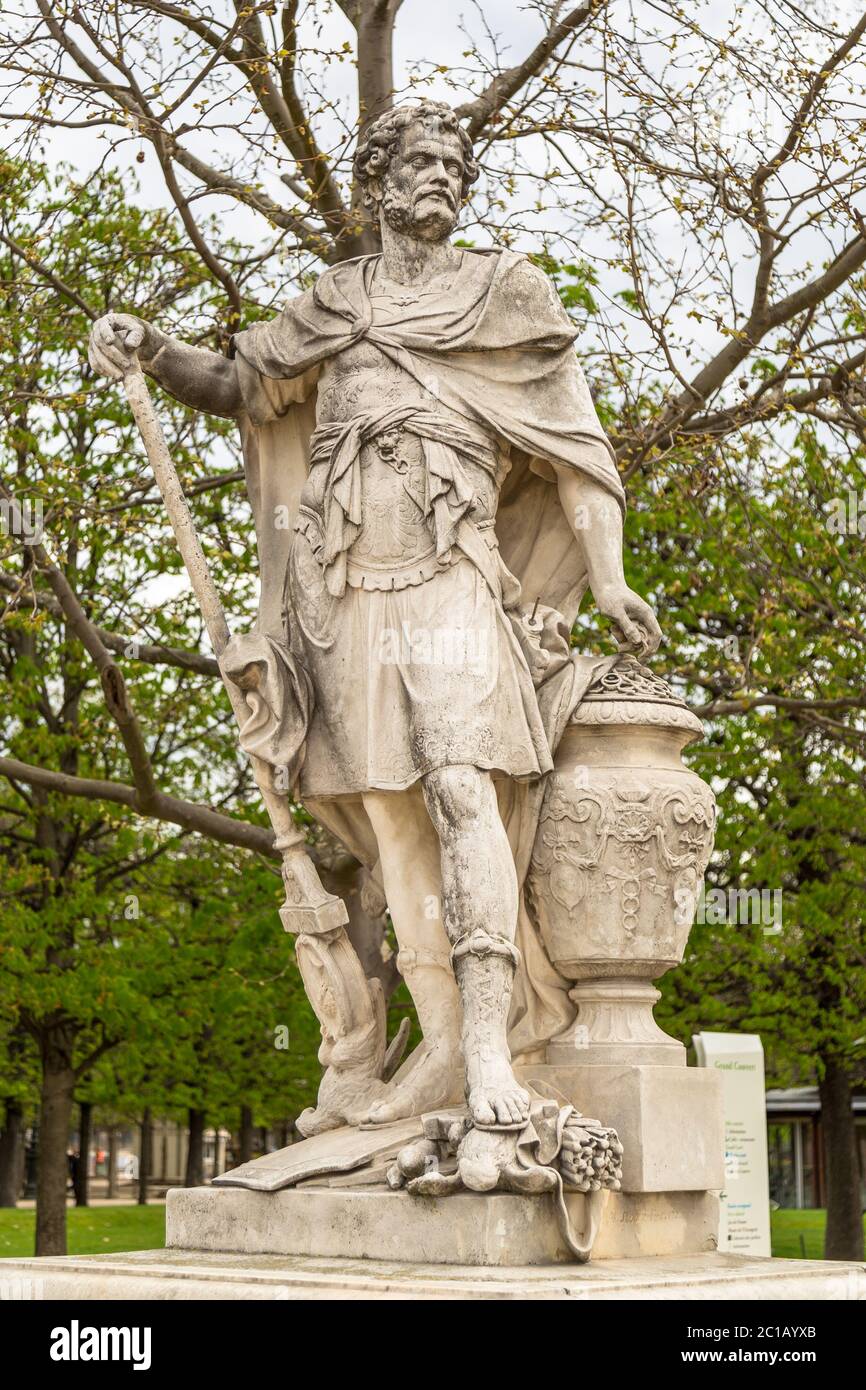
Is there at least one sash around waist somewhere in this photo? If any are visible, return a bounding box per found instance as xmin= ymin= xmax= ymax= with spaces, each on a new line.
xmin=308 ymin=403 xmax=498 ymax=473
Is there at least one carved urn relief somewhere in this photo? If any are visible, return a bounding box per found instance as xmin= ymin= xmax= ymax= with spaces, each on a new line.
xmin=528 ymin=658 xmax=715 ymax=1067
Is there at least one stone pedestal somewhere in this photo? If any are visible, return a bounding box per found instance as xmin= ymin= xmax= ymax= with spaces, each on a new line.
xmin=165 ymin=1183 xmax=719 ymax=1266
xmin=522 ymin=1064 xmax=724 ymax=1194
xmin=519 ymin=660 xmax=725 ymax=1252
xmin=4 ymin=1249 xmax=864 ymax=1301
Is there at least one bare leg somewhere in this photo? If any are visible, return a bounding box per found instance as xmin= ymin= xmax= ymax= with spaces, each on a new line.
xmin=361 ymin=785 xmax=463 ymax=1123
xmin=422 ymin=766 xmax=530 ymax=1128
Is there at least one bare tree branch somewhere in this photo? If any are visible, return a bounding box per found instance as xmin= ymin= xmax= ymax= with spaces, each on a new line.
xmin=0 ymin=754 xmax=277 ymax=858
xmin=695 ymin=694 xmax=866 ymax=718
xmin=456 ymin=1 xmax=604 ymax=139
xmin=30 ymin=0 xmax=330 ymax=260
xmin=0 ymin=573 xmax=220 ymax=677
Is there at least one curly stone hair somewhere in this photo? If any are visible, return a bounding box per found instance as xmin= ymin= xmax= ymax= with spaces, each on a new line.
xmin=353 ymin=100 xmax=479 ymax=208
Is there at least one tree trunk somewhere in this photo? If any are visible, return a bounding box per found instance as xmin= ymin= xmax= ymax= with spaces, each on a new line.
xmin=74 ymin=1099 xmax=91 ymax=1207
xmin=819 ymin=1058 xmax=864 ymax=1262
xmin=339 ymin=0 xmax=399 ymax=255
xmin=185 ymin=1108 xmax=205 ymax=1187
xmin=239 ymin=1104 xmax=254 ymax=1165
xmin=0 ymin=1101 xmax=24 ymax=1207
xmin=138 ymin=1107 xmax=151 ymax=1205
xmin=356 ymin=0 xmax=398 ymax=130
xmin=211 ymin=1128 xmax=222 ymax=1179
xmin=107 ymin=1125 xmax=117 ymax=1199
xmin=35 ymin=1027 xmax=75 ymax=1256
xmin=23 ymin=1124 xmax=38 ymax=1199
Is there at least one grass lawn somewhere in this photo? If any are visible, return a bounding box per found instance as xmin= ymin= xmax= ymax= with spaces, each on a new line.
xmin=771 ymin=1208 xmax=866 ymax=1259
xmin=0 ymin=1205 xmax=166 ymax=1259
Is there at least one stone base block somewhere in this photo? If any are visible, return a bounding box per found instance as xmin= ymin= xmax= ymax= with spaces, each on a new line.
xmin=165 ymin=1184 xmax=719 ymax=1265
xmin=3 ymin=1249 xmax=864 ymax=1301
xmin=522 ymin=1063 xmax=724 ymax=1193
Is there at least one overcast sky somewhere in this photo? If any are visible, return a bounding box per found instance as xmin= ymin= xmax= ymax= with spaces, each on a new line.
xmin=27 ymin=1 xmax=546 ymax=212
xmin=11 ymin=2 xmax=864 ymax=400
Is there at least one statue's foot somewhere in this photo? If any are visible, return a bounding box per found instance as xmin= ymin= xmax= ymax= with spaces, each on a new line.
xmin=467 ymin=1052 xmax=530 ymax=1129
xmin=362 ymin=1040 xmax=462 ymax=1125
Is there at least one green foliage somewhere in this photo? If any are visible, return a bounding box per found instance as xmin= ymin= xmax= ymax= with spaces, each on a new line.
xmin=0 ymin=161 xmax=324 ymax=1138
xmin=529 ymin=252 xmax=599 ymax=316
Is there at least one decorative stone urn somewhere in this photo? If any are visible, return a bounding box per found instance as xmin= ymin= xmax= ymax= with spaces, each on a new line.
xmin=528 ymin=658 xmax=715 ymax=1067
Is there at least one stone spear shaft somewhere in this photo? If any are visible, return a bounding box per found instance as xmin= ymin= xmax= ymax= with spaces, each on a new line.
xmin=122 ymin=361 xmax=347 ymax=933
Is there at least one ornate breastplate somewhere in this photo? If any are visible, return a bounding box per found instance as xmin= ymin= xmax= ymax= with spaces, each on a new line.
xmin=347 ymin=427 xmax=436 ymax=577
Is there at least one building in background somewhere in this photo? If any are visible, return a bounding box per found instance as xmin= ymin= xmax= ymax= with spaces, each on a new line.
xmin=767 ymin=1088 xmax=866 ymax=1209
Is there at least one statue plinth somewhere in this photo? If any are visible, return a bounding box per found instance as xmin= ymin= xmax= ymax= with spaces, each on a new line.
xmin=523 ymin=659 xmax=724 ymax=1208
xmin=165 ymin=1182 xmax=720 ymax=1266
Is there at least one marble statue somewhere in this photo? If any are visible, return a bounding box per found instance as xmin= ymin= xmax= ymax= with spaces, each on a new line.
xmin=90 ymin=101 xmax=692 ymax=1257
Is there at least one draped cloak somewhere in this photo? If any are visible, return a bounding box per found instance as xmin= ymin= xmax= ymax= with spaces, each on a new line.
xmin=230 ymin=247 xmax=626 ymax=1059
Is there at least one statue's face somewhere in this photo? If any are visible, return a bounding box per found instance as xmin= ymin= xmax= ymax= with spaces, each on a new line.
xmin=379 ymin=121 xmax=464 ymax=241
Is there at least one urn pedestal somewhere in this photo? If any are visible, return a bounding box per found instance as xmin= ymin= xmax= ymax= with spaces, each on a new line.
xmin=525 ymin=659 xmax=725 ymax=1198
xmin=528 ymin=658 xmax=716 ymax=1068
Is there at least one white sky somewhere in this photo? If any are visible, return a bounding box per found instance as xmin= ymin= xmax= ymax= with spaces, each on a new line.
xmin=9 ymin=2 xmax=865 ymax=414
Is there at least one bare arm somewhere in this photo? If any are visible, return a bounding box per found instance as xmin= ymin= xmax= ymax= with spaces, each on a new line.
xmin=553 ymin=460 xmax=662 ymax=657
xmin=88 ymin=313 xmax=242 ymax=418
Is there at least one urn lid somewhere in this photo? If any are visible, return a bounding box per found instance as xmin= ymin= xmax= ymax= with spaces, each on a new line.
xmin=570 ymin=656 xmax=704 ymax=737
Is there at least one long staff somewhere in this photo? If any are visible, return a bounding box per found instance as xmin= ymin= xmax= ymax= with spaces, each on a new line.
xmin=122 ymin=362 xmax=346 ymax=933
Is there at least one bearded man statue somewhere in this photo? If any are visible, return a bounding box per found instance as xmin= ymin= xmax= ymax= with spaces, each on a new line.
xmin=89 ymin=100 xmax=660 ymax=1135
